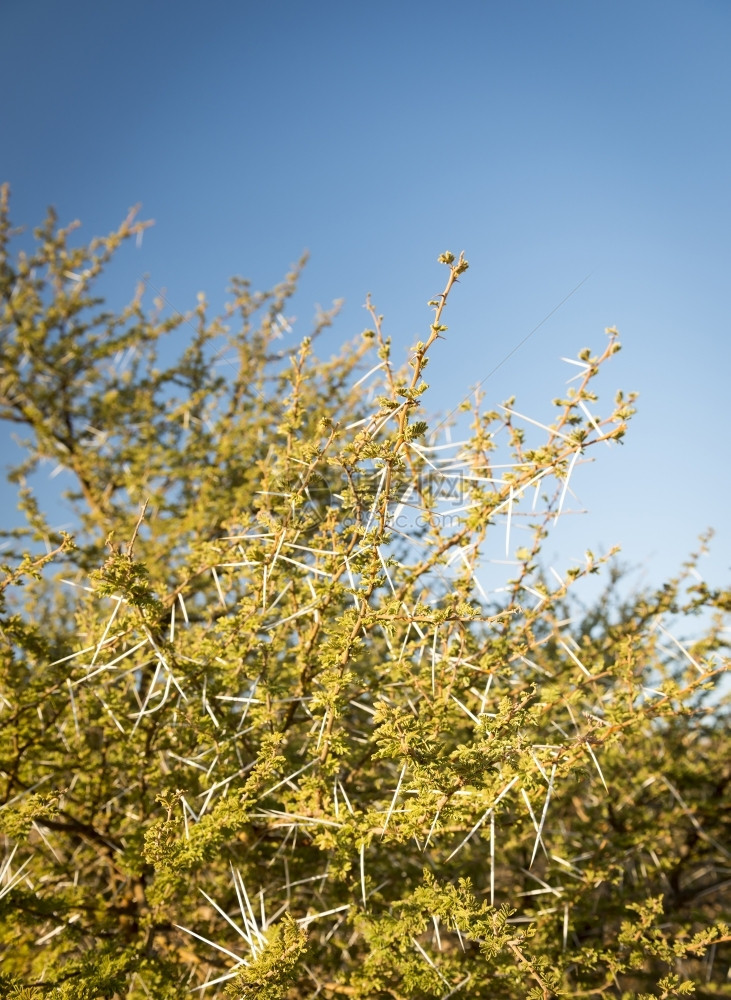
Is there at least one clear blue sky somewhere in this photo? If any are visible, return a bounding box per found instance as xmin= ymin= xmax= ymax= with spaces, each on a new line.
xmin=2 ymin=0 xmax=729 ymax=595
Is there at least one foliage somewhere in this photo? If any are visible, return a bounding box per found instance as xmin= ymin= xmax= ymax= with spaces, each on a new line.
xmin=0 ymin=184 xmax=729 ymax=998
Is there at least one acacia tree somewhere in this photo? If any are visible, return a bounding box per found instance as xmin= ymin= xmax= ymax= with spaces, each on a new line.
xmin=0 ymin=185 xmax=729 ymax=999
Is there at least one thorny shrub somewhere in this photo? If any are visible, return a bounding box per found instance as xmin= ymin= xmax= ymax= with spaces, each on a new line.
xmin=0 ymin=186 xmax=729 ymax=999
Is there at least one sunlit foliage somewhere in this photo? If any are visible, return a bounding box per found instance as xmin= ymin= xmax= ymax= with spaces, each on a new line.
xmin=1 ymin=187 xmax=729 ymax=998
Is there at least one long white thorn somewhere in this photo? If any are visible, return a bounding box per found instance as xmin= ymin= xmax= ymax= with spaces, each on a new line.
xmin=198 ymin=888 xmax=254 ymax=947
xmin=521 ymin=788 xmax=547 ymax=859
xmin=446 ymin=776 xmax=518 ymax=862
xmin=90 ymin=596 xmax=123 ymax=666
xmin=189 ymin=967 xmax=245 ymax=993
xmin=412 ymin=937 xmax=449 ymax=985
xmin=451 ymin=695 xmax=480 ymax=725
xmin=261 ymin=759 xmax=318 ymax=799
xmin=381 ymin=764 xmax=407 ymax=839
xmin=555 ymin=449 xmax=581 ymax=524
xmin=584 ymin=742 xmax=608 ymax=793
xmin=431 ymin=625 xmax=439 ymax=696
xmin=500 ymin=406 xmax=574 ymax=443
xmin=424 ymin=808 xmax=441 ymax=851
xmin=174 ymin=924 xmax=245 ymax=964
xmin=505 ymin=486 xmax=514 ymax=556
xmin=440 ymin=974 xmax=472 ymax=999
xmin=489 ymin=812 xmax=495 ymax=906
xmin=559 ymin=639 xmax=593 ymax=679
xmin=233 ymin=867 xmax=267 ymax=949
xmin=360 ymin=843 xmax=367 ymax=910
xmin=530 ymin=765 xmax=556 ymax=868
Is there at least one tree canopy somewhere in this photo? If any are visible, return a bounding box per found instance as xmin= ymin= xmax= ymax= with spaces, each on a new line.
xmin=0 ymin=186 xmax=729 ymax=999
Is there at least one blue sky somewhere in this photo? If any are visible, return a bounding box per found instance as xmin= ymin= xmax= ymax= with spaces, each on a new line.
xmin=2 ymin=0 xmax=729 ymax=595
